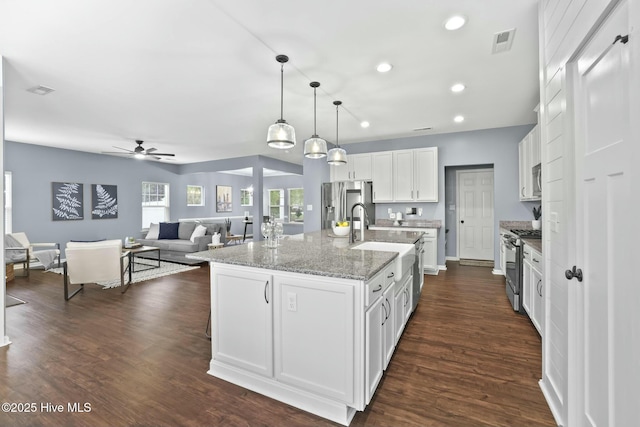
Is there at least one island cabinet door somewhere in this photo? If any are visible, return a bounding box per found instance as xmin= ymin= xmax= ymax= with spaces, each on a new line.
xmin=382 ymin=284 xmax=395 ymax=370
xmin=212 ymin=268 xmax=273 ymax=378
xmin=273 ymin=275 xmax=355 ymax=404
xmin=365 ymin=296 xmax=384 ymax=405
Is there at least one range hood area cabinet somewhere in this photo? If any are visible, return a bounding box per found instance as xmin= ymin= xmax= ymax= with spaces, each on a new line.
xmin=519 ymin=124 xmax=541 ymax=201
xmin=371 ymin=147 xmax=438 ymax=203
xmin=330 ymin=153 xmax=373 ymax=182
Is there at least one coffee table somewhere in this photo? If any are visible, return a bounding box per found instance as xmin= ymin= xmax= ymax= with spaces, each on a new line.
xmin=125 ymin=245 xmax=160 ymax=284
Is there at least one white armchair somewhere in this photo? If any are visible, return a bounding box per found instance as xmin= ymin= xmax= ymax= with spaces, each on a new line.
xmin=6 ymin=232 xmax=61 ymax=277
xmin=63 ymin=240 xmax=131 ymax=300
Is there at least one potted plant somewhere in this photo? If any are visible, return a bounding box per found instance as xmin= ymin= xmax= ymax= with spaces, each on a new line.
xmin=532 ymin=205 xmax=542 ymax=230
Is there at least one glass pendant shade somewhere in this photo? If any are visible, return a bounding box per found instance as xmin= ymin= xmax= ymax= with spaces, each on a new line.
xmin=327 ymin=147 xmax=347 ymax=165
xmin=303 ymin=81 xmax=327 ymax=158
xmin=304 ymin=136 xmax=327 ymax=158
xmin=267 ymin=120 xmax=296 ymax=149
xmin=327 ymin=100 xmax=347 ymax=165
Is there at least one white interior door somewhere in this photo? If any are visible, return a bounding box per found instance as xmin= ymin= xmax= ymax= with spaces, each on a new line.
xmin=572 ymin=1 xmax=635 ymax=425
xmin=457 ymin=169 xmax=494 ymax=260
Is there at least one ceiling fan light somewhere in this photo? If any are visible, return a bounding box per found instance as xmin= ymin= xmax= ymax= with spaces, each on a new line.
xmin=304 ymin=136 xmax=327 ymax=158
xmin=327 ymin=147 xmax=347 ymax=165
xmin=134 ymin=153 xmax=145 ymax=160
xmin=267 ymin=120 xmax=296 ymax=149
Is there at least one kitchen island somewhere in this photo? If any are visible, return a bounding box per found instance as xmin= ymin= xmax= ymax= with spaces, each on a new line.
xmin=187 ymin=229 xmax=423 ymax=425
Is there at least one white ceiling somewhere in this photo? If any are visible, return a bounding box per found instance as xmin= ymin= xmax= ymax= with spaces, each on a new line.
xmin=0 ymin=0 xmax=540 ymax=166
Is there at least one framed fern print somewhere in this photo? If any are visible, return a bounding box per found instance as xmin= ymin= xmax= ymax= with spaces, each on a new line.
xmin=91 ymin=184 xmax=118 ymax=219
xmin=52 ymin=182 xmax=84 ymax=221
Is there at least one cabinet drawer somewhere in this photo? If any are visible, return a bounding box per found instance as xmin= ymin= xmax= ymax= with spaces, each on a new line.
xmin=383 ymin=261 xmax=397 ymax=287
xmin=530 ymin=249 xmax=543 ymax=270
xmin=365 ymin=273 xmax=384 ymax=308
xmin=421 ymin=229 xmax=436 ymax=238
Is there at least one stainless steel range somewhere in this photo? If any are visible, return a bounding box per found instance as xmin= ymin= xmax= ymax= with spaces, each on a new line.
xmin=502 ymin=229 xmax=541 ymax=313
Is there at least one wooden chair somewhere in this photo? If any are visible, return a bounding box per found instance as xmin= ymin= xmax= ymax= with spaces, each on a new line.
xmin=63 ymin=240 xmax=131 ymax=300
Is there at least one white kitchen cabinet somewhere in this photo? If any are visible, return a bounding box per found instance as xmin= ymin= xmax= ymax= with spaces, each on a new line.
xmin=382 ymin=264 xmax=396 ymax=370
xmin=414 ymin=147 xmax=439 ymax=202
xmin=372 ymin=152 xmax=394 ymax=202
xmin=522 ymin=247 xmax=533 ymax=315
xmin=274 ymin=274 xmax=355 ymax=403
xmin=530 ymin=249 xmax=544 ymax=336
xmin=422 ymin=229 xmax=438 ymax=273
xmin=522 ymin=245 xmax=543 ymax=336
xmin=211 ymin=268 xmax=273 ymax=378
xmin=393 ymin=272 xmax=413 ymax=344
xmin=519 ymin=125 xmax=541 ymax=201
xmin=365 ymin=293 xmax=383 ymax=404
xmin=393 ymin=150 xmax=414 ymax=202
xmin=330 ymin=153 xmax=372 ymax=182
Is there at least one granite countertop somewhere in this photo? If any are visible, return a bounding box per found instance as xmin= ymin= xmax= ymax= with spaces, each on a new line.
xmin=499 ymin=220 xmax=543 ymax=254
xmin=373 ymin=219 xmax=442 ymax=229
xmin=186 ymin=229 xmax=423 ymax=281
xmin=522 ymin=238 xmax=542 ymax=253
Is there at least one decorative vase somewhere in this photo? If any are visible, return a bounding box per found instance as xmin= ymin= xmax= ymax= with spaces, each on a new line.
xmin=532 ymin=220 xmax=541 ymax=230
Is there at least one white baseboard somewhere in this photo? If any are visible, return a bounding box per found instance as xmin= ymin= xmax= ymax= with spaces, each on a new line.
xmin=445 ymin=256 xmax=459 ymax=261
xmin=438 ymin=264 xmax=447 ymax=271
xmin=492 ymin=269 xmax=504 ymax=275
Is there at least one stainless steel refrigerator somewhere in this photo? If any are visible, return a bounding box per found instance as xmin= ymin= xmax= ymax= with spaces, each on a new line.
xmin=321 ymin=181 xmax=375 ymax=230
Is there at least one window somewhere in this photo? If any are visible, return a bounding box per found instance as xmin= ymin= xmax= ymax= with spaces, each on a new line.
xmin=288 ymin=188 xmax=304 ymax=222
xmin=241 ymin=186 xmax=253 ymax=206
xmin=187 ymin=185 xmax=204 ymax=206
xmin=142 ymin=182 xmax=170 ymax=228
xmin=268 ymin=189 xmax=284 ymax=220
xmin=4 ymin=171 xmax=12 ymax=233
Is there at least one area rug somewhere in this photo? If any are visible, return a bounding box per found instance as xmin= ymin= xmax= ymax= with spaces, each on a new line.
xmin=6 ymin=295 xmax=27 ymax=308
xmin=47 ymin=260 xmax=199 ymax=289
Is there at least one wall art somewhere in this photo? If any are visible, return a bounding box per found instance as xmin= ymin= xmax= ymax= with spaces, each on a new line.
xmin=52 ymin=182 xmax=84 ymax=221
xmin=91 ymin=184 xmax=118 ymax=219
xmin=216 ymin=185 xmax=232 ymax=212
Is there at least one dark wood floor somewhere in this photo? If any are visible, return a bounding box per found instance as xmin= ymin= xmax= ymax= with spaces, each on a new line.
xmin=2 ymin=262 xmax=555 ymax=426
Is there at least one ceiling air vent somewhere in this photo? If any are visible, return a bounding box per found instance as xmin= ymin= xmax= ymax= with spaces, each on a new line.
xmin=492 ymin=28 xmax=516 ymax=54
xmin=27 ymin=85 xmax=55 ymax=96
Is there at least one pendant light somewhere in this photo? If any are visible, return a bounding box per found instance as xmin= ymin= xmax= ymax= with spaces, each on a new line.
xmin=303 ymin=82 xmax=328 ymax=158
xmin=327 ymin=100 xmax=347 ymax=165
xmin=267 ymin=55 xmax=296 ymax=149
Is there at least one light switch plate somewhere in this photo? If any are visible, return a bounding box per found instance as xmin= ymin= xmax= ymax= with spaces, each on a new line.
xmin=287 ymin=292 xmax=297 ymax=311
xmin=389 ymin=213 xmax=396 ymax=219
xmin=307 ymin=204 xmax=313 ymax=211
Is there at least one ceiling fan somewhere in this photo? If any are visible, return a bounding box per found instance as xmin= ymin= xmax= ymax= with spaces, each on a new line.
xmin=103 ymin=140 xmax=175 ymax=160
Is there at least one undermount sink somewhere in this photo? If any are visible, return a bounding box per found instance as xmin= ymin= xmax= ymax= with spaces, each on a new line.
xmin=351 ymin=241 xmax=415 ymax=279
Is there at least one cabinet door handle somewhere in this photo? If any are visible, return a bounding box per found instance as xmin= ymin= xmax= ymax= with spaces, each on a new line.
xmin=387 ymin=272 xmax=395 ymax=279
xmin=264 ymin=280 xmax=269 ymax=304
xmin=524 ymin=251 xmax=529 ymax=255
xmin=411 ymin=190 xmax=413 ymax=199
xmin=382 ymin=301 xmax=387 ymax=325
xmin=537 ymin=279 xmax=542 ymax=296
xmin=373 ymin=284 xmax=382 ymax=293
xmin=521 ymin=187 xmax=525 ymax=197
xmin=533 ymin=258 xmax=539 ymax=263
xmin=386 ymin=299 xmax=391 ymax=320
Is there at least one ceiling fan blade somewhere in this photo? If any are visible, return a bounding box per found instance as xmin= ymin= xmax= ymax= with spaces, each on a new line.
xmin=102 ymin=151 xmax=133 ymax=155
xmin=112 ymin=146 xmax=135 ymax=153
xmin=145 ymin=147 xmax=157 ymax=153
xmin=148 ymin=152 xmax=175 ymax=156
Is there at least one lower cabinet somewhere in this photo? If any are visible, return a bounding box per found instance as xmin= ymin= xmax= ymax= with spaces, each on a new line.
xmin=522 ymin=245 xmax=544 ymax=336
xmin=210 ymin=262 xmax=415 ymax=423
xmin=211 ymin=268 xmax=274 ymax=377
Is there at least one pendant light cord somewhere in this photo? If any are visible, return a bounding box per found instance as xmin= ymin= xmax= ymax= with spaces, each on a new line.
xmin=280 ymin=63 xmax=284 ymax=121
xmin=335 ymin=103 xmax=340 ymax=148
xmin=313 ymin=87 xmax=317 ymax=135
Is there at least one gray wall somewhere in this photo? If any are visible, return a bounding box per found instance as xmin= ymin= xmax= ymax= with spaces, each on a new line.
xmin=302 ymin=125 xmax=537 ymax=268
xmin=4 ymin=142 xmax=300 ymax=253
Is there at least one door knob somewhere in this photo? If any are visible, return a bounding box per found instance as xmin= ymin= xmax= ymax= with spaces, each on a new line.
xmin=460 ymin=220 xmax=464 ymax=224
xmin=565 ymin=266 xmax=583 ymax=282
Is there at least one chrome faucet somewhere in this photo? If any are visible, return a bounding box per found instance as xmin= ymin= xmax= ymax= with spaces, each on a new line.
xmin=349 ymin=202 xmax=370 ymax=243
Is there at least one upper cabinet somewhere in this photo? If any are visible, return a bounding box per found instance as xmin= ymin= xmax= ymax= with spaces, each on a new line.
xmin=372 ymin=147 xmax=438 ymax=203
xmin=330 ymin=153 xmax=372 ymax=182
xmin=519 ymin=125 xmax=541 ymax=201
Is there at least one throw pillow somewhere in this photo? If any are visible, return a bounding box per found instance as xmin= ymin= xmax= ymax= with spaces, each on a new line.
xmin=146 ymin=223 xmax=160 ymax=239
xmin=190 ymin=224 xmax=207 ymax=243
xmin=178 ymin=221 xmax=197 ymax=240
xmin=158 ymin=222 xmax=180 ymax=240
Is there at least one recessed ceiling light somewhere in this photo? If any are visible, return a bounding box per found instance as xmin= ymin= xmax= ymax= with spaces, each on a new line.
xmin=450 ymin=83 xmax=466 ymax=93
xmin=454 ymin=115 xmax=465 ymax=123
xmin=360 ymin=121 xmax=370 ymax=128
xmin=445 ymin=15 xmax=466 ymax=31
xmin=376 ymin=63 xmax=393 ymax=73
xmin=27 ymin=85 xmax=55 ymax=96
